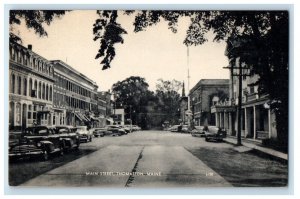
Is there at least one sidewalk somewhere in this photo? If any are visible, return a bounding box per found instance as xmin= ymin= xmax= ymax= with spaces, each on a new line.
xmin=224 ymin=136 xmax=288 ymax=161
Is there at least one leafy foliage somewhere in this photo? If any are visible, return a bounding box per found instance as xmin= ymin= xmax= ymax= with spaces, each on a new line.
xmin=93 ymin=11 xmax=127 ymax=70
xmin=9 ymin=10 xmax=67 ymax=41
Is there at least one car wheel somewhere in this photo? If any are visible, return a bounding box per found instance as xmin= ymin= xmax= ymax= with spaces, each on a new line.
xmin=59 ymin=147 xmax=64 ymax=156
xmin=90 ymin=137 xmax=92 ymax=142
xmin=205 ymin=137 xmax=209 ymax=142
xmin=42 ymin=150 xmax=49 ymax=161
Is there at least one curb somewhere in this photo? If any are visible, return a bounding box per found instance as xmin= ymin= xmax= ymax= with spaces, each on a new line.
xmin=223 ymin=138 xmax=288 ymax=163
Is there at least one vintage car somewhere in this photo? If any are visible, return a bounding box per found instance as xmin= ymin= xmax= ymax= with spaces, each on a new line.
xmin=92 ymin=128 xmax=109 ymax=137
xmin=119 ymin=125 xmax=131 ymax=133
xmin=55 ymin=126 xmax=80 ymax=150
xmin=168 ymin=125 xmax=180 ymax=132
xmin=76 ymin=126 xmax=93 ymax=143
xmin=9 ymin=126 xmax=64 ymax=161
xmin=181 ymin=125 xmax=189 ymax=133
xmin=9 ymin=132 xmax=22 ymax=151
xmin=205 ymin=126 xmax=227 ymax=142
xmin=190 ymin=126 xmax=207 ymax=137
xmin=132 ymin=125 xmax=141 ymax=131
xmin=106 ymin=125 xmax=126 ymax=136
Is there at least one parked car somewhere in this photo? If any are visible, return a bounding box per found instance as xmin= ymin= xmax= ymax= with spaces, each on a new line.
xmin=9 ymin=126 xmax=64 ymax=161
xmin=205 ymin=126 xmax=227 ymax=142
xmin=190 ymin=126 xmax=207 ymax=137
xmin=120 ymin=125 xmax=131 ymax=133
xmin=92 ymin=128 xmax=108 ymax=137
xmin=106 ymin=125 xmax=126 ymax=136
xmin=55 ymin=126 xmax=80 ymax=150
xmin=132 ymin=125 xmax=141 ymax=131
xmin=76 ymin=126 xmax=93 ymax=143
xmin=181 ymin=125 xmax=189 ymax=133
xmin=168 ymin=125 xmax=180 ymax=132
xmin=9 ymin=132 xmax=22 ymax=151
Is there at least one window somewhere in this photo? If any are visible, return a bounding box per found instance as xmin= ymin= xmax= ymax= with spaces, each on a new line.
xmin=46 ymin=85 xmax=49 ymax=100
xmin=23 ymin=78 xmax=27 ymax=96
xmin=15 ymin=103 xmax=21 ymax=125
xmin=250 ymin=86 xmax=255 ymax=94
xmin=42 ymin=83 xmax=45 ymax=100
xmin=29 ymin=78 xmax=32 ymax=96
xmin=34 ymin=80 xmax=37 ymax=98
xmin=28 ymin=105 xmax=32 ymax=119
xmin=11 ymin=74 xmax=15 ymax=93
xmin=17 ymin=76 xmax=21 ymax=95
xmin=49 ymin=86 xmax=52 ymax=101
xmin=38 ymin=82 xmax=41 ymax=99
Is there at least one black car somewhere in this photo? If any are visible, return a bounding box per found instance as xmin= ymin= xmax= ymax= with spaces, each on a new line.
xmin=205 ymin=126 xmax=227 ymax=142
xmin=190 ymin=126 xmax=206 ymax=137
xmin=106 ymin=125 xmax=126 ymax=136
xmin=93 ymin=128 xmax=108 ymax=137
xmin=9 ymin=126 xmax=64 ymax=161
xmin=76 ymin=126 xmax=93 ymax=143
xmin=55 ymin=126 xmax=80 ymax=150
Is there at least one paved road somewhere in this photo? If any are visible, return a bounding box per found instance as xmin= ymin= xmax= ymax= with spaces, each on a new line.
xmin=21 ymin=131 xmax=232 ymax=187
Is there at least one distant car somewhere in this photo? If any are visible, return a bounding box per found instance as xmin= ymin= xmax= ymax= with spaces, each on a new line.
xmin=132 ymin=125 xmax=141 ymax=131
xmin=55 ymin=126 xmax=80 ymax=150
xmin=168 ymin=125 xmax=180 ymax=132
xmin=181 ymin=125 xmax=189 ymax=133
xmin=205 ymin=126 xmax=227 ymax=142
xmin=120 ymin=125 xmax=131 ymax=133
xmin=106 ymin=125 xmax=126 ymax=136
xmin=190 ymin=126 xmax=207 ymax=137
xmin=9 ymin=126 xmax=64 ymax=161
xmin=76 ymin=126 xmax=93 ymax=142
xmin=92 ymin=128 xmax=108 ymax=137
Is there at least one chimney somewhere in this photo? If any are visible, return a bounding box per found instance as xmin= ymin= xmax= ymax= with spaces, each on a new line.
xmin=28 ymin=44 xmax=32 ymax=50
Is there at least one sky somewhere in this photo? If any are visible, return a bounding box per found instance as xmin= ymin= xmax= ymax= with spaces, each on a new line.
xmin=12 ymin=10 xmax=229 ymax=92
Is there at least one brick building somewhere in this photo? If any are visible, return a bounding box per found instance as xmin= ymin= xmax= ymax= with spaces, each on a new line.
xmin=189 ymin=79 xmax=229 ymax=126
xmin=9 ymin=42 xmax=54 ymax=130
xmin=50 ymin=60 xmax=98 ymax=127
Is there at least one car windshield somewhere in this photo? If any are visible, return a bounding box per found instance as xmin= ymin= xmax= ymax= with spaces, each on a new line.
xmin=23 ymin=128 xmax=48 ymax=135
xmin=57 ymin=128 xmax=69 ymax=133
xmin=77 ymin=127 xmax=87 ymax=131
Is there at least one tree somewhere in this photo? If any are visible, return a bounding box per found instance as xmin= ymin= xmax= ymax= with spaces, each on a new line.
xmin=94 ymin=10 xmax=289 ymax=149
xmin=111 ymin=76 xmax=151 ymax=126
xmin=155 ymin=79 xmax=182 ymax=125
xmin=9 ymin=10 xmax=67 ymax=42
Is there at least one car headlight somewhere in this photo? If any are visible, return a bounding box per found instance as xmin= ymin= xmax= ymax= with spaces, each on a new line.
xmin=37 ymin=142 xmax=42 ymax=147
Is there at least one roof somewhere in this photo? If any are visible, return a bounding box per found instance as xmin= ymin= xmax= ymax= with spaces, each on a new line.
xmin=189 ymin=79 xmax=229 ymax=94
xmin=50 ymin=60 xmax=97 ymax=86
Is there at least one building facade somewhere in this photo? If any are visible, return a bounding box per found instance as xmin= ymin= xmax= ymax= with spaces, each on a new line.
xmin=211 ymin=57 xmax=277 ymax=141
xmin=9 ymin=42 xmax=55 ymax=131
xmin=50 ymin=60 xmax=98 ymax=127
xmin=189 ymin=79 xmax=229 ymax=126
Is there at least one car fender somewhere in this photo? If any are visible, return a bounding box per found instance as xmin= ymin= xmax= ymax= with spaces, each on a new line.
xmin=38 ymin=140 xmax=55 ymax=151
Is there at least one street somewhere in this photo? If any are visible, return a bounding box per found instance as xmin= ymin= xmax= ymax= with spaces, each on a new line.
xmin=9 ymin=130 xmax=288 ymax=187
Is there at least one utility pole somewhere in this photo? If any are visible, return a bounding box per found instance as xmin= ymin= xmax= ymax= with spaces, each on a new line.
xmin=223 ymin=57 xmax=250 ymax=146
xmin=187 ymin=46 xmax=191 ymax=126
xmin=237 ymin=59 xmax=243 ymax=146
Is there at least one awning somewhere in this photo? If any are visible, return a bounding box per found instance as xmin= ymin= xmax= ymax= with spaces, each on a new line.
xmin=75 ymin=112 xmax=89 ymax=122
xmin=106 ymin=118 xmax=114 ymax=124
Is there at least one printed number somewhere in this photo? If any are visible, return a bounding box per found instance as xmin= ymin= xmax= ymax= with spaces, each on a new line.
xmin=206 ymin=172 xmax=214 ymax=176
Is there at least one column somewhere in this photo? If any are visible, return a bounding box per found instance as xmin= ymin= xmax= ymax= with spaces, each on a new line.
xmin=268 ymin=108 xmax=271 ymax=138
xmin=253 ymin=106 xmax=256 ymax=140
xmin=244 ymin=108 xmax=247 ymax=137
xmin=219 ymin=112 xmax=222 ymax=127
xmin=215 ymin=113 xmax=219 ymax=127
